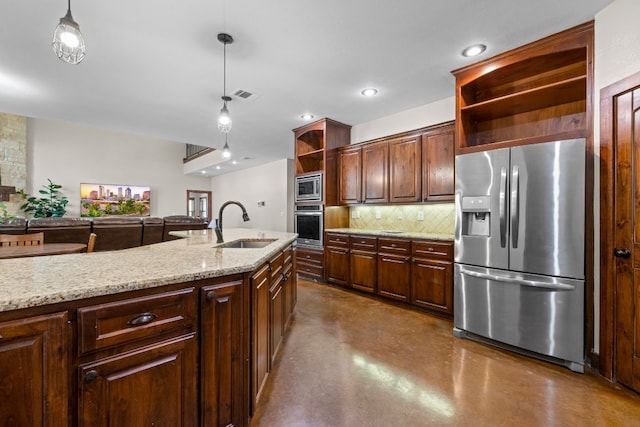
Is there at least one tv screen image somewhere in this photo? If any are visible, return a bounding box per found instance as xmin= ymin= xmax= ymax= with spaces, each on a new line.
xmin=80 ymin=183 xmax=151 ymax=217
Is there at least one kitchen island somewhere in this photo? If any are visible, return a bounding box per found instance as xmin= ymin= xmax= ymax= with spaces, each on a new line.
xmin=0 ymin=228 xmax=297 ymax=427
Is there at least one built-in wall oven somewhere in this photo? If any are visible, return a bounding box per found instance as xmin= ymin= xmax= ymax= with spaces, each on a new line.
xmin=295 ymin=173 xmax=323 ymax=203
xmin=294 ymin=205 xmax=323 ymax=248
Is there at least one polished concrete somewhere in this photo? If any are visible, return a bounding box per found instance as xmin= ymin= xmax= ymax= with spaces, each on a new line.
xmin=250 ymin=278 xmax=640 ymax=426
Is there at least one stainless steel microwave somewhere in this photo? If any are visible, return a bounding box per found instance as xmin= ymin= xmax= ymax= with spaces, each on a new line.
xmin=295 ymin=173 xmax=322 ymax=203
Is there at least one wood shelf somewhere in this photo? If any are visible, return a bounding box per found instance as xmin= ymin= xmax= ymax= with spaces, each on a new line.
xmin=453 ymin=21 xmax=593 ymax=153
xmin=461 ymin=76 xmax=586 ymax=121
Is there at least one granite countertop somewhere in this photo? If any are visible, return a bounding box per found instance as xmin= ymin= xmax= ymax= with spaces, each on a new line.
xmin=0 ymin=228 xmax=297 ymax=312
xmin=325 ymin=228 xmax=454 ymax=241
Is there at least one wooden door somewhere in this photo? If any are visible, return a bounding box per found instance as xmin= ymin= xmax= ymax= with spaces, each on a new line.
xmin=377 ymin=253 xmax=411 ymax=302
xmin=389 ymin=136 xmax=421 ymax=203
xmin=362 ymin=141 xmax=389 ymax=203
xmin=350 ymin=250 xmax=377 ymax=293
xmin=78 ymin=334 xmax=198 ymax=427
xmin=269 ymin=275 xmax=285 ymax=363
xmin=0 ymin=312 xmax=70 ymax=427
xmin=411 ymin=258 xmax=453 ymax=314
xmin=422 ymin=126 xmax=455 ymax=202
xmin=611 ymin=87 xmax=640 ymax=393
xmin=339 ymin=147 xmax=362 ymax=204
xmin=201 ymin=279 xmax=246 ymax=427
xmin=326 ymin=245 xmax=350 ymax=286
xmin=251 ymin=265 xmax=270 ymax=407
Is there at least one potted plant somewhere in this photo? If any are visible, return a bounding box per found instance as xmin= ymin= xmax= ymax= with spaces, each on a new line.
xmin=18 ymin=179 xmax=69 ymax=218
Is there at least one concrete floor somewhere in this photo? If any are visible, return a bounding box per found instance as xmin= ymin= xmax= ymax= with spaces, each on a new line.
xmin=250 ymin=278 xmax=640 ymax=426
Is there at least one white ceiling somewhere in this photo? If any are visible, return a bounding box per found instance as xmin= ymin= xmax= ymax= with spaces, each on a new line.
xmin=0 ymin=0 xmax=612 ymax=176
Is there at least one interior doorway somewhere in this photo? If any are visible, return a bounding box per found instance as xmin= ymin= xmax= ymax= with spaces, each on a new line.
xmin=187 ymin=190 xmax=212 ymax=223
xmin=600 ymin=70 xmax=640 ymax=393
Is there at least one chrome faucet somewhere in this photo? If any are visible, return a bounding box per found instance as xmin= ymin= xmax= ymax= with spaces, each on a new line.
xmin=215 ymin=200 xmax=250 ymax=243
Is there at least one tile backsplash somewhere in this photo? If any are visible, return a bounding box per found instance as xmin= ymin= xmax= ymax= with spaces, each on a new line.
xmin=348 ymin=203 xmax=455 ymax=235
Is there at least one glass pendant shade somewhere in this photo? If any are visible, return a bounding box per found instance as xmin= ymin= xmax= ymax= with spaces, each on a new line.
xmin=217 ymin=100 xmax=232 ymax=133
xmin=52 ymin=3 xmax=85 ymax=65
xmin=222 ymin=139 xmax=231 ymax=159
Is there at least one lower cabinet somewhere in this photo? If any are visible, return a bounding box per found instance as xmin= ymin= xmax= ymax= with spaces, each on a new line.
xmin=377 ymin=238 xmax=411 ymax=302
xmin=0 ymin=312 xmax=70 ymax=427
xmin=251 ymin=264 xmax=270 ymax=409
xmin=78 ymin=334 xmax=198 ymax=427
xmin=201 ymin=279 xmax=247 ymax=427
xmin=325 ymin=232 xmax=351 ymax=287
xmin=350 ymin=236 xmax=378 ymax=293
xmin=411 ymin=240 xmax=454 ymax=315
xmin=296 ymin=247 xmax=324 ymax=279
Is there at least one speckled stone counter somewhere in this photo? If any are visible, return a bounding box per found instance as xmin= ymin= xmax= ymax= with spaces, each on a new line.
xmin=0 ymin=228 xmax=296 ymax=312
xmin=324 ymin=228 xmax=453 ymax=241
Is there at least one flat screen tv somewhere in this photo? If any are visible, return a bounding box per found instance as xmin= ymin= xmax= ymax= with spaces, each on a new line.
xmin=80 ymin=183 xmax=151 ymax=217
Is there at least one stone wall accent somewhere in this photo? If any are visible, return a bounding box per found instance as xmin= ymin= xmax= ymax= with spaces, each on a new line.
xmin=0 ymin=113 xmax=27 ymax=218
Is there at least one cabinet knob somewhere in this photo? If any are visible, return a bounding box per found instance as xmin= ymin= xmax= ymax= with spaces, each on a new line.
xmin=206 ymin=290 xmax=216 ymax=301
xmin=391 ymin=244 xmax=396 ymax=248
xmin=127 ymin=312 xmax=157 ymax=326
xmin=428 ymin=247 xmax=434 ymax=252
xmin=306 ymin=255 xmax=311 ymax=259
xmin=84 ymin=370 xmax=99 ymax=383
xmin=0 ymin=334 xmax=3 ymax=340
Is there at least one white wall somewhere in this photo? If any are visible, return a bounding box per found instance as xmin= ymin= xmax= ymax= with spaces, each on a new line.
xmin=27 ymin=118 xmax=211 ymax=217
xmin=591 ymin=0 xmax=640 ymax=353
xmin=351 ymin=96 xmax=455 ymax=143
xmin=211 ymin=158 xmax=294 ymax=232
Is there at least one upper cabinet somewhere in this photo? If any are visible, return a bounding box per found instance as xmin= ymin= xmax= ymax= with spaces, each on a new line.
xmin=294 ymin=118 xmax=351 ymax=206
xmin=338 ymin=121 xmax=454 ymax=205
xmin=452 ymin=21 xmax=593 ymax=154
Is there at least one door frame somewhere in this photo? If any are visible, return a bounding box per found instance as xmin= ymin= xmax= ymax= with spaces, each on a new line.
xmin=599 ymin=69 xmax=640 ymax=380
xmin=186 ymin=190 xmax=212 ymax=222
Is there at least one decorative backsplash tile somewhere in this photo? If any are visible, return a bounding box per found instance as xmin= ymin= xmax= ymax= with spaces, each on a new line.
xmin=349 ymin=203 xmax=455 ymax=235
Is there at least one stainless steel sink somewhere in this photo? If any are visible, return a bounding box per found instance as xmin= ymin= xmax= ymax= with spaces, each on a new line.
xmin=216 ymin=238 xmax=277 ymax=249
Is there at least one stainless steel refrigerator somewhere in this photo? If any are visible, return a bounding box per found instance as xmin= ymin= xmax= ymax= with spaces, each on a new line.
xmin=453 ymin=138 xmax=585 ymax=372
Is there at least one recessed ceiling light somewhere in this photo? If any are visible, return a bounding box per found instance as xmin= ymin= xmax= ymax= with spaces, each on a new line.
xmin=215 ymin=165 xmax=221 ymax=170
xmin=361 ymin=88 xmax=378 ymax=97
xmin=232 ymin=160 xmax=238 ymax=165
xmin=462 ymin=44 xmax=487 ymax=57
xmin=200 ymin=170 xmax=207 ymax=174
xmin=301 ymin=113 xmax=314 ymax=120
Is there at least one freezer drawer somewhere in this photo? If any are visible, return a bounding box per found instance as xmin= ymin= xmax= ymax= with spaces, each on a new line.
xmin=454 ymin=264 xmax=584 ymax=368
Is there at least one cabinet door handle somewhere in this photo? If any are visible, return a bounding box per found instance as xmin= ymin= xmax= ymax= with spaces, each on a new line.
xmin=127 ymin=312 xmax=157 ymax=326
xmin=206 ymin=290 xmax=216 ymax=301
xmin=84 ymin=370 xmax=99 ymax=383
xmin=614 ymin=248 xmax=631 ymax=258
xmin=0 ymin=334 xmax=3 ymax=340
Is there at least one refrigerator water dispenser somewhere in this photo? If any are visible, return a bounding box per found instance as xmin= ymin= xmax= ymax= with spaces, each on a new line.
xmin=461 ymin=196 xmax=491 ymax=237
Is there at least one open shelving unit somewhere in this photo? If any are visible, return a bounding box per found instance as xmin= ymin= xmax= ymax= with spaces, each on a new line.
xmin=453 ymin=22 xmax=593 ymax=154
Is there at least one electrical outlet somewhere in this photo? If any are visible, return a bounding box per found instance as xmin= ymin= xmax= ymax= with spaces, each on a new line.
xmin=397 ymin=211 xmax=403 ymax=219
xmin=375 ymin=210 xmax=382 ymax=219
xmin=355 ymin=211 xmax=360 ymax=219
xmin=351 ymin=210 xmax=357 ymax=219
xmin=417 ymin=211 xmax=424 ymax=221
xmin=257 ymin=201 xmax=265 ymax=207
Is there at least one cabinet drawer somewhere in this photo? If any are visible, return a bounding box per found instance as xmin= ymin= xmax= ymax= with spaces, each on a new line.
xmin=412 ymin=240 xmax=453 ymax=260
xmin=297 ymin=248 xmax=323 ymax=265
xmin=350 ymin=235 xmax=377 ymax=251
xmin=297 ymin=262 xmax=324 ymax=278
xmin=378 ymin=238 xmax=411 ymax=255
xmin=270 ymin=250 xmax=285 ymax=281
xmin=325 ymin=232 xmax=349 ymax=248
xmin=78 ymin=287 xmax=196 ymax=355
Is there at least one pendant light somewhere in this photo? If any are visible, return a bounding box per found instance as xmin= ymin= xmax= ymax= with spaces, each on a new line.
xmin=222 ymin=134 xmax=231 ymax=159
xmin=52 ymin=0 xmax=86 ymax=64
xmin=217 ymin=33 xmax=233 ymax=133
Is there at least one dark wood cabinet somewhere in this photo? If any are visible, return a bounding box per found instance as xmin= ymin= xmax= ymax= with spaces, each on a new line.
xmin=0 ymin=312 xmax=70 ymax=427
xmin=250 ymin=264 xmax=270 ymax=408
xmin=389 ymin=135 xmax=422 ymax=203
xmin=269 ymin=250 xmax=285 ymax=363
xmin=283 ymin=245 xmax=296 ymax=330
xmin=411 ymin=240 xmax=454 ymax=314
xmin=294 ymin=118 xmax=351 ymax=206
xmin=453 ymin=22 xmax=593 ymax=153
xmin=201 ymin=279 xmax=247 ymax=427
xmin=377 ymin=238 xmax=411 ymax=302
xmin=325 ymin=232 xmax=350 ymax=287
xmin=350 ymin=235 xmax=377 ymax=293
xmin=78 ymin=334 xmax=198 ymax=427
xmin=338 ymin=146 xmax=362 ymax=204
xmin=296 ymin=247 xmax=324 ymax=280
xmin=422 ymin=125 xmax=455 ymax=202
xmin=362 ymin=141 xmax=389 ymax=204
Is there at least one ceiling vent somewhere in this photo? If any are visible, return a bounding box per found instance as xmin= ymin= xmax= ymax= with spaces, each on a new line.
xmin=232 ymin=89 xmax=258 ymax=101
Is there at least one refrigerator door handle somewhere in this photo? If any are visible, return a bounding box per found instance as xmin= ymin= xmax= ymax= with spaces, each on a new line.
xmin=459 ymin=266 xmax=575 ymax=291
xmin=511 ymin=165 xmax=520 ymax=248
xmin=499 ymin=167 xmax=507 ymax=248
